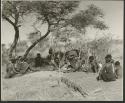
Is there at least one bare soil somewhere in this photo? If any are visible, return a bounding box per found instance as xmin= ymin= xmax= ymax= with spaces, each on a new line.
xmin=1 ymin=69 xmax=123 ymax=101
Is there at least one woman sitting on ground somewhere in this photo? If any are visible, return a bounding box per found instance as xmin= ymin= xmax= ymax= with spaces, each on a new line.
xmin=115 ymin=61 xmax=122 ymax=79
xmin=97 ymin=54 xmax=116 ymax=82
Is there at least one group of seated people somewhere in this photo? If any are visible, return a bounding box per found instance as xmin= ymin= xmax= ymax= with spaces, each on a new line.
xmin=30 ymin=52 xmax=123 ymax=82
xmin=61 ymin=54 xmax=122 ymax=82
xmin=96 ymin=54 xmax=122 ymax=82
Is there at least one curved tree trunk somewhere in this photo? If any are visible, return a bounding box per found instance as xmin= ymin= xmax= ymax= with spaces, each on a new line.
xmin=22 ymin=29 xmax=50 ymax=60
xmin=9 ymin=26 xmax=19 ymax=59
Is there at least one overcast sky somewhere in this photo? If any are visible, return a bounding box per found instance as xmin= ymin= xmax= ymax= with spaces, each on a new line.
xmin=1 ymin=0 xmax=123 ymax=46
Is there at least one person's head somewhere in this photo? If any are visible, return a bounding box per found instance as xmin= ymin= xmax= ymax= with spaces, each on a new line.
xmin=115 ymin=61 xmax=120 ymax=66
xmin=17 ymin=56 xmax=22 ymax=60
xmin=49 ymin=48 xmax=53 ymax=54
xmin=105 ymin=54 xmax=112 ymax=63
xmin=89 ymin=56 xmax=94 ymax=62
xmin=37 ymin=53 xmax=41 ymax=57
xmin=82 ymin=60 xmax=85 ymax=64
xmin=18 ymin=56 xmax=22 ymax=58
xmin=10 ymin=58 xmax=16 ymax=63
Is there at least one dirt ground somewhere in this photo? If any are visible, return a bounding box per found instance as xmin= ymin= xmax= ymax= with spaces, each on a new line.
xmin=1 ymin=70 xmax=83 ymax=101
xmin=1 ymin=68 xmax=123 ymax=101
xmin=63 ymin=72 xmax=123 ymax=101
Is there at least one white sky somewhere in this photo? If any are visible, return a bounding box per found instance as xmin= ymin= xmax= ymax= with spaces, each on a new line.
xmin=1 ymin=0 xmax=123 ymax=46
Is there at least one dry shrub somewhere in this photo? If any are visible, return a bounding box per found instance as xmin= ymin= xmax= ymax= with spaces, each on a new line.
xmin=89 ymin=36 xmax=112 ymax=63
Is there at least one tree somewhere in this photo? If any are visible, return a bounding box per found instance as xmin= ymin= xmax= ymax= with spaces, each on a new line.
xmin=89 ymin=36 xmax=112 ymax=63
xmin=15 ymin=40 xmax=29 ymax=54
xmin=66 ymin=4 xmax=108 ymax=60
xmin=21 ymin=1 xmax=80 ymax=59
xmin=52 ymin=4 xmax=108 ymax=44
xmin=2 ymin=1 xmax=31 ymax=59
xmin=27 ymin=31 xmax=50 ymax=56
xmin=68 ymin=4 xmax=108 ymax=32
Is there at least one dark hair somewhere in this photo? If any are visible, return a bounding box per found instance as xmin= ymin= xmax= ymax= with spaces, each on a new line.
xmin=17 ymin=56 xmax=22 ymax=59
xmin=82 ymin=60 xmax=85 ymax=64
xmin=115 ymin=61 xmax=120 ymax=65
xmin=105 ymin=54 xmax=112 ymax=59
xmin=89 ymin=56 xmax=94 ymax=60
xmin=37 ymin=53 xmax=41 ymax=57
xmin=10 ymin=58 xmax=16 ymax=63
xmin=49 ymin=48 xmax=53 ymax=54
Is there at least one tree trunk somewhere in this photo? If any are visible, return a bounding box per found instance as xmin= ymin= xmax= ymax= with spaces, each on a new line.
xmin=8 ymin=26 xmax=19 ymax=59
xmin=22 ymin=29 xmax=50 ymax=60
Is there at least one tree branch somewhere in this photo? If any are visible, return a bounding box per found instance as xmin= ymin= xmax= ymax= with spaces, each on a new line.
xmin=10 ymin=15 xmax=15 ymax=20
xmin=2 ymin=14 xmax=15 ymax=27
xmin=22 ymin=23 xmax=51 ymax=59
xmin=2 ymin=1 xmax=20 ymax=27
xmin=15 ymin=12 xmax=19 ymax=25
xmin=32 ymin=22 xmax=41 ymax=37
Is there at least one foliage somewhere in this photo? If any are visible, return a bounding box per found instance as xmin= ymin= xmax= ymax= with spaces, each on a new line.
xmin=50 ymin=4 xmax=108 ymax=54
xmin=22 ymin=1 xmax=80 ymax=58
xmin=15 ymin=40 xmax=29 ymax=53
xmin=31 ymin=1 xmax=80 ymax=28
xmin=2 ymin=1 xmax=32 ymax=59
xmin=2 ymin=1 xmax=31 ymax=26
xmin=2 ymin=1 xmax=108 ymax=62
xmin=68 ymin=4 xmax=108 ymax=32
xmin=88 ymin=36 xmax=112 ymax=63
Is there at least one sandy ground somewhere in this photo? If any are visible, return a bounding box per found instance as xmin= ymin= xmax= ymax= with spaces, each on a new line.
xmin=1 ymin=70 xmax=84 ymax=101
xmin=63 ymin=72 xmax=123 ymax=101
xmin=1 ymin=69 xmax=123 ymax=101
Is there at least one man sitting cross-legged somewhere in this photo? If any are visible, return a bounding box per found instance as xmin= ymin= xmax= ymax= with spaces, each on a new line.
xmin=97 ymin=54 xmax=116 ymax=82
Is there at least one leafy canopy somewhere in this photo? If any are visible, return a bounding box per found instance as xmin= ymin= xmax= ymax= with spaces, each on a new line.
xmin=2 ymin=1 xmax=31 ymax=27
xmin=68 ymin=4 xmax=108 ymax=31
xmin=30 ymin=1 xmax=79 ymax=28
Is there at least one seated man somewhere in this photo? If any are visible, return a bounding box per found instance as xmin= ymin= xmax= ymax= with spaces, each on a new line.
xmin=54 ymin=51 xmax=64 ymax=67
xmin=88 ymin=56 xmax=99 ymax=73
xmin=35 ymin=53 xmax=42 ymax=67
xmin=46 ymin=48 xmax=54 ymax=64
xmin=115 ymin=61 xmax=122 ymax=79
xmin=65 ymin=50 xmax=79 ymax=72
xmin=97 ymin=54 xmax=116 ymax=82
xmin=5 ymin=58 xmax=17 ymax=78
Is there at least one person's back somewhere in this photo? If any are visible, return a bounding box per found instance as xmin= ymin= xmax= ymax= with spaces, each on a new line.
xmin=105 ymin=63 xmax=114 ymax=74
xmin=35 ymin=53 xmax=42 ymax=67
xmin=102 ymin=62 xmax=116 ymax=81
xmin=97 ymin=54 xmax=116 ymax=82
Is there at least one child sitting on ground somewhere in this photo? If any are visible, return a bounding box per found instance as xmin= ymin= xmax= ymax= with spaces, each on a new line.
xmin=115 ymin=61 xmax=122 ymax=79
